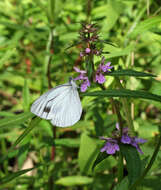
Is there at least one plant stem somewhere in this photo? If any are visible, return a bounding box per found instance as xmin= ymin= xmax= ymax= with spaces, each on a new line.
xmin=129 ymin=134 xmax=161 ymax=190
xmin=111 ymin=99 xmax=123 ymax=135
xmin=118 ymin=152 xmax=124 ymax=182
xmin=111 ymin=99 xmax=124 ymax=182
xmin=46 ymin=28 xmax=54 ymax=89
xmin=116 ymin=78 xmax=135 ymax=135
xmin=1 ymin=139 xmax=8 ymax=175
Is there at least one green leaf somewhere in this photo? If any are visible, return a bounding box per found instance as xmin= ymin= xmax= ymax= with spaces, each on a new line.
xmin=0 ymin=167 xmax=36 ymax=184
xmin=78 ymin=133 xmax=99 ymax=174
xmin=107 ymin=70 xmax=156 ymax=77
xmin=130 ymin=16 xmax=161 ymax=38
xmin=55 ymin=138 xmax=80 ymax=148
xmin=113 ymin=177 xmax=129 ymax=190
xmin=0 ymin=112 xmax=34 ymax=129
xmin=55 ymin=176 xmax=93 ymax=186
xmin=0 ymin=163 xmax=44 ymax=185
xmin=17 ymin=143 xmax=30 ymax=169
xmin=42 ymin=136 xmax=80 ymax=148
xmin=23 ymin=79 xmax=30 ymax=112
xmin=104 ymin=45 xmax=134 ymax=59
xmin=120 ymin=144 xmax=142 ymax=185
xmin=0 ymin=117 xmax=41 ymax=164
xmin=47 ymin=0 xmax=63 ymax=23
xmin=0 ymin=48 xmax=16 ymax=69
xmin=83 ymin=89 xmax=161 ymax=103
xmin=92 ymin=151 xmax=109 ymax=171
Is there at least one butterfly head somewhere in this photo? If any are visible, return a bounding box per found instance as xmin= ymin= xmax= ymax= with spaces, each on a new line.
xmin=69 ymin=77 xmax=78 ymax=89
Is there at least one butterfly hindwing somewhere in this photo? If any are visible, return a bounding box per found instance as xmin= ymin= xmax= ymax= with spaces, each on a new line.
xmin=51 ymin=87 xmax=82 ymax=127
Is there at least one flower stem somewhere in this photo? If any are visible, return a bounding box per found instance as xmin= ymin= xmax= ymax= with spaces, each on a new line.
xmin=118 ymin=151 xmax=124 ymax=182
xmin=46 ymin=28 xmax=54 ymax=89
xmin=111 ymin=99 xmax=123 ymax=136
xmin=129 ymin=134 xmax=161 ymax=190
xmin=41 ymin=28 xmax=54 ymax=92
xmin=116 ymin=77 xmax=135 ymax=135
xmin=86 ymin=54 xmax=94 ymax=80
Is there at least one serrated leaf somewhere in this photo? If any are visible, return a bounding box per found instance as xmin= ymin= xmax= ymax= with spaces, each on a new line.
xmin=55 ymin=176 xmax=93 ymax=186
xmin=92 ymin=151 xmax=109 ymax=170
xmin=107 ymin=70 xmax=155 ymax=77
xmin=0 ymin=112 xmax=34 ymax=129
xmin=83 ymin=89 xmax=161 ymax=102
xmin=120 ymin=144 xmax=142 ymax=185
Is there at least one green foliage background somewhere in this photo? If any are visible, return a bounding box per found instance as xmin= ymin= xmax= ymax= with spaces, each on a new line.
xmin=0 ymin=0 xmax=161 ymax=189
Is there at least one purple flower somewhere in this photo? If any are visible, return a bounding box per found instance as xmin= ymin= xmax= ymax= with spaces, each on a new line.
xmin=100 ymin=137 xmax=120 ymax=155
xmin=85 ymin=48 xmax=91 ymax=54
xmin=95 ymin=73 xmax=105 ymax=84
xmin=80 ymin=52 xmax=84 ymax=57
xmin=100 ymin=123 xmax=147 ymax=155
xmin=121 ymin=134 xmax=131 ymax=144
xmin=119 ymin=125 xmax=147 ymax=154
xmin=74 ymin=67 xmax=90 ymax=92
xmin=130 ymin=137 xmax=147 ymax=154
xmin=79 ymin=48 xmax=91 ymax=57
xmin=95 ymin=56 xmax=113 ymax=84
xmin=80 ymin=78 xmax=90 ymax=92
xmin=74 ymin=67 xmax=87 ymax=80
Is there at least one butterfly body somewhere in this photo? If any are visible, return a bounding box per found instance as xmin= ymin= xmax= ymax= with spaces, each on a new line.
xmin=31 ymin=78 xmax=82 ymax=127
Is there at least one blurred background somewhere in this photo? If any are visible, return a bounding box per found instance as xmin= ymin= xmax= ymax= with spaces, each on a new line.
xmin=0 ymin=0 xmax=161 ymax=189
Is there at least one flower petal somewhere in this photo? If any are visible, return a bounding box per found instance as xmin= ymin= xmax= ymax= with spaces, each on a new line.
xmin=96 ymin=73 xmax=106 ymax=84
xmin=121 ymin=135 xmax=131 ymax=144
xmin=100 ymin=139 xmax=120 ymax=155
xmin=81 ymin=82 xmax=88 ymax=92
xmin=85 ymin=48 xmax=91 ymax=53
xmin=74 ymin=67 xmax=86 ymax=74
xmin=80 ymin=79 xmax=90 ymax=92
xmin=101 ymin=56 xmax=105 ymax=64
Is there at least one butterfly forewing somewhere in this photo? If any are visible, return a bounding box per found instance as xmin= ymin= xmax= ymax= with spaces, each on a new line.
xmin=31 ymin=83 xmax=70 ymax=119
xmin=31 ymin=80 xmax=82 ymax=127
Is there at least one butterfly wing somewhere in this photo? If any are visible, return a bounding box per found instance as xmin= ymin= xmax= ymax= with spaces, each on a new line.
xmin=31 ymin=81 xmax=82 ymax=127
xmin=50 ymin=86 xmax=82 ymax=127
xmin=30 ymin=83 xmax=71 ymax=120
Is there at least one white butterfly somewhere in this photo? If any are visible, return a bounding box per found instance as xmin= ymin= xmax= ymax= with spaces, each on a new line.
xmin=31 ymin=77 xmax=82 ymax=127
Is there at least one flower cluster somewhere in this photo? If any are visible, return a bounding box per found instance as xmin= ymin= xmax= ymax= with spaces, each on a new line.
xmin=79 ymin=24 xmax=102 ymax=57
xmin=74 ymin=56 xmax=113 ymax=92
xmin=80 ymin=47 xmax=101 ymax=57
xmin=73 ymin=67 xmax=90 ymax=92
xmin=79 ymin=23 xmax=99 ymax=43
xmin=95 ymin=57 xmax=113 ymax=84
xmin=100 ymin=124 xmax=147 ymax=155
xmin=74 ymin=23 xmax=113 ymax=92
